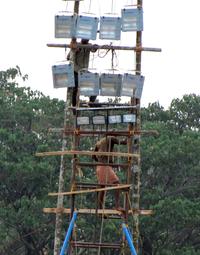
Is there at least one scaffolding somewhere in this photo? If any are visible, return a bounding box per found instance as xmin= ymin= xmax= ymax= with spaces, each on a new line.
xmin=37 ymin=0 xmax=161 ymax=254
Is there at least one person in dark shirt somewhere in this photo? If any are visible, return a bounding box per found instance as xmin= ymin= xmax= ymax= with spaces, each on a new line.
xmin=67 ymin=38 xmax=97 ymax=107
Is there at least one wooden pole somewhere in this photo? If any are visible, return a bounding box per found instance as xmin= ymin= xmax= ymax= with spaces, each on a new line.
xmin=132 ymin=0 xmax=143 ymax=253
xmin=53 ymin=2 xmax=80 ymax=255
xmin=47 ymin=43 xmax=161 ymax=52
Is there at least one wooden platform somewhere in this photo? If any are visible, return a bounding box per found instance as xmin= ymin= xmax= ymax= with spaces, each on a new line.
xmin=43 ymin=208 xmax=153 ymax=216
xmin=71 ymin=241 xmax=122 ymax=249
xmin=36 ymin=150 xmax=139 ymax=159
xmin=48 ymin=184 xmax=131 ymax=196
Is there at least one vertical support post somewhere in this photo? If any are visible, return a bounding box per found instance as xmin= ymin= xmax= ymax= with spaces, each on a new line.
xmin=60 ymin=211 xmax=78 ymax=255
xmin=122 ymin=224 xmax=137 ymax=255
xmin=132 ymin=0 xmax=143 ymax=252
xmin=53 ymin=94 xmax=70 ymax=255
xmin=54 ymin=2 xmax=80 ymax=255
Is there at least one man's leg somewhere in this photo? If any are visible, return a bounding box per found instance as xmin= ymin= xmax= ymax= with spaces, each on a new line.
xmin=72 ymin=72 xmax=78 ymax=107
xmin=98 ymin=189 xmax=105 ymax=209
xmin=112 ymin=180 xmax=124 ymax=211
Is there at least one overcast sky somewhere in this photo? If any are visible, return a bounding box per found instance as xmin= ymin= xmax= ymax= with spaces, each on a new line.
xmin=0 ymin=0 xmax=199 ymax=109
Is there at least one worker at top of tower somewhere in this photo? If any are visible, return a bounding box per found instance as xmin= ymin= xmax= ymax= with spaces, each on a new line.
xmin=67 ymin=38 xmax=97 ymax=107
xmin=92 ymin=136 xmax=127 ymax=210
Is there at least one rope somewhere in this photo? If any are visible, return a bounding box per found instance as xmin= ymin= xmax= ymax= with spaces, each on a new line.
xmin=88 ymin=0 xmax=92 ymax=13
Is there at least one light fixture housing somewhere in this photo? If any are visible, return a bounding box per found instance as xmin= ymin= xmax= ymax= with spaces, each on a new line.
xmin=135 ymin=75 xmax=145 ymax=99
xmin=100 ymin=73 xmax=122 ymax=96
xmin=121 ymin=7 xmax=143 ymax=32
xmin=121 ymin=73 xmax=137 ymax=97
xmin=99 ymin=15 xmax=121 ymax=40
xmin=76 ymin=116 xmax=90 ymax=125
xmin=75 ymin=14 xmax=99 ymax=40
xmin=108 ymin=115 xmax=122 ymax=124
xmin=78 ymin=70 xmax=99 ymax=96
xmin=92 ymin=115 xmax=106 ymax=125
xmin=52 ymin=62 xmax=75 ymax=88
xmin=122 ymin=114 xmax=136 ymax=123
xmin=55 ymin=12 xmax=76 ymax=38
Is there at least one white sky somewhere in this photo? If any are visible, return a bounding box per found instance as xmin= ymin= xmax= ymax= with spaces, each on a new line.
xmin=0 ymin=0 xmax=199 ymax=109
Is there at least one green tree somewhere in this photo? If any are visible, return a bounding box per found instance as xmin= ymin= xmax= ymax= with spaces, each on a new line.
xmin=169 ymin=94 xmax=200 ymax=133
xmin=140 ymin=97 xmax=200 ymax=254
xmin=0 ymin=67 xmax=65 ymax=254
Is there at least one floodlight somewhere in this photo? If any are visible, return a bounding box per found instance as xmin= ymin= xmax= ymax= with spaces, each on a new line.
xmin=121 ymin=7 xmax=143 ymax=32
xmin=52 ymin=62 xmax=75 ymax=88
xmin=92 ymin=115 xmax=106 ymax=125
xmin=55 ymin=12 xmax=76 ymax=38
xmin=75 ymin=14 xmax=99 ymax=40
xmin=77 ymin=116 xmax=90 ymax=125
xmin=100 ymin=73 xmax=122 ymax=96
xmin=108 ymin=115 xmax=122 ymax=124
xmin=122 ymin=114 xmax=136 ymax=123
xmin=135 ymin=75 xmax=145 ymax=99
xmin=78 ymin=70 xmax=99 ymax=96
xmin=99 ymin=15 xmax=121 ymax=40
xmin=121 ymin=73 xmax=137 ymax=97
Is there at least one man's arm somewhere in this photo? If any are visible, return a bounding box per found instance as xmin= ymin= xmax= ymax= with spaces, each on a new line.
xmin=110 ymin=136 xmax=127 ymax=145
xmin=92 ymin=144 xmax=99 ymax=162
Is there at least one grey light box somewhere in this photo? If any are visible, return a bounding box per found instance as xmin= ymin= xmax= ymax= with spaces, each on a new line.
xmin=78 ymin=70 xmax=99 ymax=96
xmin=77 ymin=116 xmax=90 ymax=125
xmin=135 ymin=75 xmax=145 ymax=99
xmin=52 ymin=62 xmax=75 ymax=88
xmin=100 ymin=73 xmax=122 ymax=96
xmin=122 ymin=114 xmax=136 ymax=123
xmin=75 ymin=14 xmax=99 ymax=40
xmin=108 ymin=115 xmax=122 ymax=124
xmin=92 ymin=115 xmax=106 ymax=125
xmin=99 ymin=15 xmax=121 ymax=40
xmin=121 ymin=73 xmax=137 ymax=97
xmin=55 ymin=12 xmax=76 ymax=38
xmin=121 ymin=7 xmax=143 ymax=32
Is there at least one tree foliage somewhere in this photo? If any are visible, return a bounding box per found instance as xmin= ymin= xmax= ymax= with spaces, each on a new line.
xmin=0 ymin=67 xmax=65 ymax=254
xmin=0 ymin=67 xmax=199 ymax=254
xmin=140 ymin=94 xmax=200 ymax=254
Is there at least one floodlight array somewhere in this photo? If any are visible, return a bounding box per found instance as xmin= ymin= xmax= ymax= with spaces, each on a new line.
xmin=76 ymin=114 xmax=136 ymax=126
xmin=55 ymin=7 xmax=143 ymax=40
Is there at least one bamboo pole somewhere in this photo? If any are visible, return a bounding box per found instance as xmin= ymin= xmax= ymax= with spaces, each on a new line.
xmin=36 ymin=150 xmax=139 ymax=159
xmin=132 ymin=0 xmax=143 ymax=252
xmin=48 ymin=184 xmax=131 ymax=196
xmin=43 ymin=208 xmax=153 ymax=216
xmin=47 ymin=43 xmax=161 ymax=52
xmin=53 ymin=2 xmax=80 ymax=255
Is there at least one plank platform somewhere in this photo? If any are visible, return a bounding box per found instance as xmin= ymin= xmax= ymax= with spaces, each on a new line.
xmin=71 ymin=105 xmax=139 ymax=111
xmin=36 ymin=150 xmax=139 ymax=159
xmin=43 ymin=208 xmax=153 ymax=216
xmin=71 ymin=241 xmax=122 ymax=249
xmin=48 ymin=184 xmax=131 ymax=196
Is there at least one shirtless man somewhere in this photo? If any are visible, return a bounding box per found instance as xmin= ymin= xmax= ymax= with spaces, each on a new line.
xmin=92 ymin=136 xmax=127 ymax=209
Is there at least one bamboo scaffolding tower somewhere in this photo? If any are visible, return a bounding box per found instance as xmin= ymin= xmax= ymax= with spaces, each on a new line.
xmin=39 ymin=0 xmax=161 ymax=253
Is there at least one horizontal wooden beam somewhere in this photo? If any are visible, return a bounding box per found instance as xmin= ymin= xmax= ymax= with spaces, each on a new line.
xmin=77 ymin=162 xmax=130 ymax=168
xmin=43 ymin=208 xmax=153 ymax=216
xmin=36 ymin=150 xmax=139 ymax=159
xmin=72 ymin=105 xmax=139 ymax=111
xmin=47 ymin=43 xmax=161 ymax=52
xmin=48 ymin=128 xmax=159 ymax=137
xmin=48 ymin=184 xmax=131 ymax=196
xmin=71 ymin=241 xmax=121 ymax=249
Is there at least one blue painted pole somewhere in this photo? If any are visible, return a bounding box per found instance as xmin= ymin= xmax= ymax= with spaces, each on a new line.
xmin=122 ymin=223 xmax=137 ymax=255
xmin=60 ymin=211 xmax=78 ymax=255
